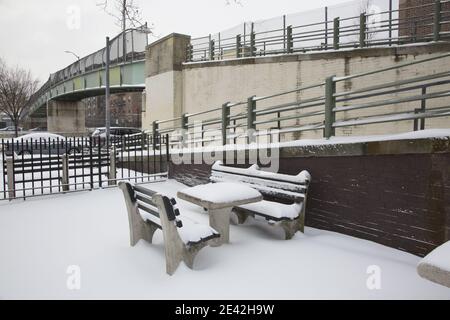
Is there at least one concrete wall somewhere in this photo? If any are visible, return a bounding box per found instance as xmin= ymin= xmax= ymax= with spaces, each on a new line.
xmin=47 ymin=100 xmax=86 ymax=135
xmin=144 ymin=41 xmax=450 ymax=140
xmin=142 ymin=33 xmax=190 ymax=130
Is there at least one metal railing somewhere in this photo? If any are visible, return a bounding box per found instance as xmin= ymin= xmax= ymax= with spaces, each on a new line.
xmin=0 ymin=134 xmax=169 ymax=201
xmin=186 ymin=0 xmax=450 ymax=62
xmin=151 ymin=52 xmax=450 ymax=149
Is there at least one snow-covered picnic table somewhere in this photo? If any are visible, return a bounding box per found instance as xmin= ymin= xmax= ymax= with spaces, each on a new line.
xmin=177 ymin=182 xmax=263 ymax=246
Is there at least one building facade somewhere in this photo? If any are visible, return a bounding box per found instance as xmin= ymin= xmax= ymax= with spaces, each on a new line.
xmin=399 ymin=0 xmax=450 ymax=41
xmin=85 ymin=92 xmax=143 ymax=129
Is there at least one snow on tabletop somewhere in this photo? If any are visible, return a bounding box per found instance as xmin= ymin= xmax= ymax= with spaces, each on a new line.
xmin=179 ymin=182 xmax=262 ymax=204
xmin=419 ymin=241 xmax=450 ymax=272
xmin=0 ymin=179 xmax=449 ymax=299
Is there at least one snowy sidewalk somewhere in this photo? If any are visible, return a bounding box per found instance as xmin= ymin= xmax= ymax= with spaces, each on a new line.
xmin=0 ymin=179 xmax=449 ymax=299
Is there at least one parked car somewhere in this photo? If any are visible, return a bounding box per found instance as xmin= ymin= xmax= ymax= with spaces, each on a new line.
xmin=28 ymin=127 xmax=47 ymax=132
xmin=91 ymin=127 xmax=142 ymax=139
xmin=0 ymin=126 xmax=23 ymax=132
xmin=4 ymin=133 xmax=80 ymax=156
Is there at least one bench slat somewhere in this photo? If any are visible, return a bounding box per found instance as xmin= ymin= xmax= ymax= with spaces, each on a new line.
xmin=134 ymin=185 xmax=158 ymax=198
xmin=136 ymin=193 xmax=158 ymax=208
xmin=211 ymin=170 xmax=307 ymax=191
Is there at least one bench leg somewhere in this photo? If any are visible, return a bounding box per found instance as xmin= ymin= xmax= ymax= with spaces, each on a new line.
xmin=233 ymin=210 xmax=249 ymax=225
xmin=183 ymin=242 xmax=208 ymax=270
xmin=279 ymin=218 xmax=303 ymax=240
xmin=164 ymin=240 xmax=185 ymax=276
xmin=129 ymin=214 xmax=159 ymax=247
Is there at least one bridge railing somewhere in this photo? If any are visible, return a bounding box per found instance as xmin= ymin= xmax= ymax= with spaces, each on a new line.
xmin=186 ymin=0 xmax=450 ymax=62
xmin=151 ymin=52 xmax=450 ymax=148
xmin=25 ymin=27 xmax=149 ymax=118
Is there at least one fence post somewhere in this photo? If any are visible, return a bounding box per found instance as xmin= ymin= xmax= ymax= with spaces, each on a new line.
xmin=109 ymin=146 xmax=117 ymax=186
xmin=247 ymin=96 xmax=257 ymax=143
xmin=187 ymin=44 xmax=193 ymax=62
xmin=287 ymin=26 xmax=293 ymax=53
xmin=209 ymin=39 xmax=215 ymax=61
xmin=222 ymin=102 xmax=231 ymax=146
xmin=61 ymin=153 xmax=69 ymax=192
xmin=152 ymin=121 xmax=159 ymax=150
xmin=181 ymin=113 xmax=189 ymax=148
xmin=360 ymin=13 xmax=367 ymax=47
xmin=434 ymin=0 xmax=442 ymax=42
xmin=333 ymin=17 xmax=340 ymax=50
xmin=6 ymin=157 xmax=15 ymax=200
xmin=250 ymin=23 xmax=256 ymax=57
xmin=324 ymin=76 xmax=336 ymax=139
xmin=236 ymin=34 xmax=242 ymax=58
xmin=325 ymin=7 xmax=329 ymax=49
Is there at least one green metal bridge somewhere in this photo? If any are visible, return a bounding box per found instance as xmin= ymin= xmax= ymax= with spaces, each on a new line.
xmin=24 ymin=28 xmax=148 ymax=119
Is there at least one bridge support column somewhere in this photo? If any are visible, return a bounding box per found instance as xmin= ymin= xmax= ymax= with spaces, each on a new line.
xmin=47 ymin=100 xmax=86 ymax=136
xmin=142 ymin=33 xmax=191 ymax=131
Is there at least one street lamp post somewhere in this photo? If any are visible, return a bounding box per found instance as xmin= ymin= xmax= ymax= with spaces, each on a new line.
xmin=64 ymin=50 xmax=81 ymax=73
xmin=105 ymin=37 xmax=111 ymax=141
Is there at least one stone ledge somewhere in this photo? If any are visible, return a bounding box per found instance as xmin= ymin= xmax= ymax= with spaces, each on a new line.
xmin=182 ymin=42 xmax=450 ymax=70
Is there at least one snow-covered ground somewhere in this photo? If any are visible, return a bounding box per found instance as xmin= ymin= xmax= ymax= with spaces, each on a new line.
xmin=0 ymin=179 xmax=449 ymax=300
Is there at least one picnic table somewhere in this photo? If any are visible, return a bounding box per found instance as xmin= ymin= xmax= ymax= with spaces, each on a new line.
xmin=177 ymin=182 xmax=263 ymax=246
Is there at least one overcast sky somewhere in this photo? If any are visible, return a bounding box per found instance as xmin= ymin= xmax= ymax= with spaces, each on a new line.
xmin=0 ymin=0 xmax=353 ymax=83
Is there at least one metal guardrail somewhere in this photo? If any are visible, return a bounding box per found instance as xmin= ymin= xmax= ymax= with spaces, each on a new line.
xmin=186 ymin=0 xmax=450 ymax=63
xmin=151 ymin=52 xmax=450 ymax=148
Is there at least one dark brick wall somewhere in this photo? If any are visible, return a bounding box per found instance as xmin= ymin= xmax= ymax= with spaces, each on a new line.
xmin=399 ymin=0 xmax=450 ymax=40
xmin=168 ymin=149 xmax=450 ymax=257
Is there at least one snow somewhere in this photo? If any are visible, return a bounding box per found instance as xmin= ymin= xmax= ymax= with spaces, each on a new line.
xmin=13 ymin=133 xmax=65 ymax=142
xmin=138 ymin=201 xmax=219 ymax=245
xmin=238 ymin=200 xmax=303 ymax=220
xmin=0 ymin=179 xmax=449 ymax=299
xmin=166 ymin=129 xmax=450 ymax=154
xmin=176 ymin=216 xmax=219 ymax=245
xmin=419 ymin=241 xmax=450 ymax=272
xmin=178 ymin=182 xmax=262 ymax=204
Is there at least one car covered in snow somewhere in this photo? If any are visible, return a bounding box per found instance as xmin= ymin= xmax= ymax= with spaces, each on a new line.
xmin=3 ymin=133 xmax=81 ymax=156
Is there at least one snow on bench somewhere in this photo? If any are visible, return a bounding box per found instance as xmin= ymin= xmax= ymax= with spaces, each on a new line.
xmin=417 ymin=241 xmax=450 ymax=288
xmin=210 ymin=161 xmax=311 ymax=239
xmin=118 ymin=181 xmax=220 ymax=275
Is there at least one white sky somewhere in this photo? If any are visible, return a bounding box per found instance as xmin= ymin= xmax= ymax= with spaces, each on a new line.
xmin=0 ymin=0 xmax=353 ymax=83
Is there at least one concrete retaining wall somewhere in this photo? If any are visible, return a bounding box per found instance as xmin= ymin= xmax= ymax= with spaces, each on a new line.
xmin=144 ymin=40 xmax=450 ymax=140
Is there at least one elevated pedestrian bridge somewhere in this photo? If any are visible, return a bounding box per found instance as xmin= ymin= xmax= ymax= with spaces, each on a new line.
xmin=25 ymin=28 xmax=148 ymax=119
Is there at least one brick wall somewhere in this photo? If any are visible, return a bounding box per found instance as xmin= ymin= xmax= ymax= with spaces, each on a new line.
xmin=168 ymin=138 xmax=450 ymax=257
xmin=399 ymin=0 xmax=450 ymax=40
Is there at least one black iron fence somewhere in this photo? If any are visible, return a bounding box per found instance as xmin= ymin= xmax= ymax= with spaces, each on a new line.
xmin=0 ymin=134 xmax=169 ymax=201
xmin=187 ymin=0 xmax=450 ymax=62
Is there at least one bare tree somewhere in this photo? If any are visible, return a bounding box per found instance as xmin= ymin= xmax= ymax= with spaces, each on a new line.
xmin=97 ymin=0 xmax=147 ymax=32
xmin=0 ymin=59 xmax=39 ymax=137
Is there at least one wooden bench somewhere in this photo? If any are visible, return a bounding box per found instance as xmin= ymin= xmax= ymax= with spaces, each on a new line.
xmin=118 ymin=181 xmax=220 ymax=275
xmin=210 ymin=161 xmax=311 ymax=240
